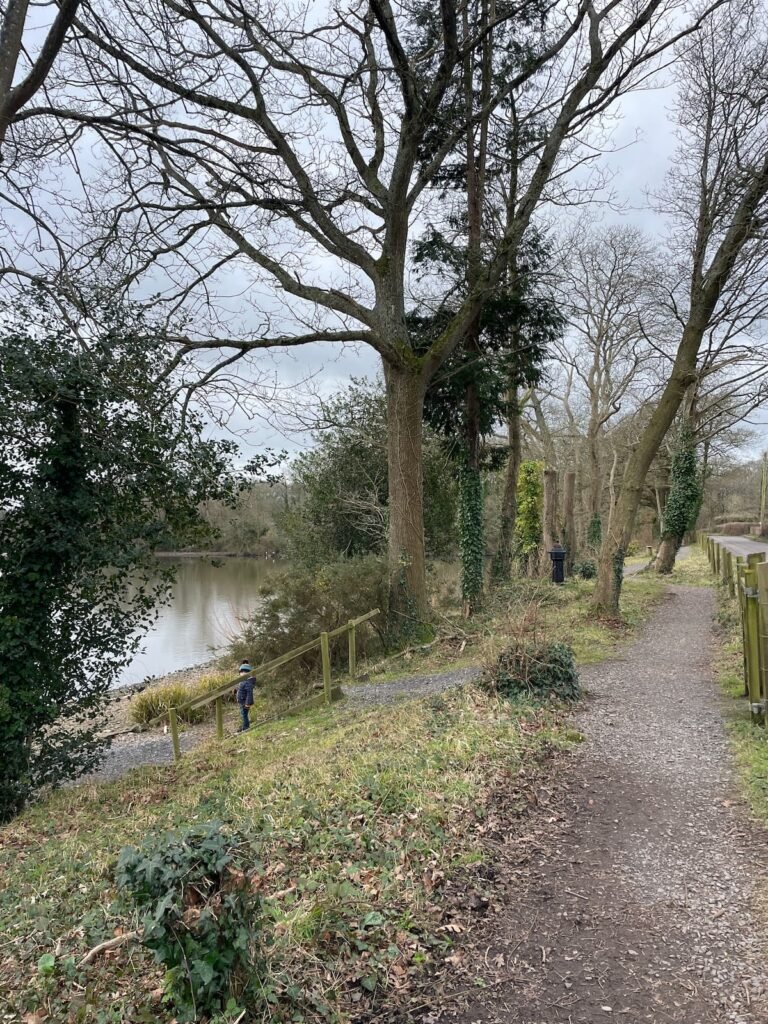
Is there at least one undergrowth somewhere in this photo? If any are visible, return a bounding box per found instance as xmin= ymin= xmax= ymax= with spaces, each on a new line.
xmin=130 ymin=671 xmax=240 ymax=725
xmin=0 ymin=689 xmax=569 ymax=1023
xmin=362 ymin=572 xmax=665 ymax=685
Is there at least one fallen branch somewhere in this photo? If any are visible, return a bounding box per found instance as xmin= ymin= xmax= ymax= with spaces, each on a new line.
xmin=78 ymin=930 xmax=140 ymax=967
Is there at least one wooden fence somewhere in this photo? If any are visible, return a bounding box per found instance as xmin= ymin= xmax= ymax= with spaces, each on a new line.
xmin=160 ymin=609 xmax=380 ymax=761
xmin=702 ymin=533 xmax=767 ymax=722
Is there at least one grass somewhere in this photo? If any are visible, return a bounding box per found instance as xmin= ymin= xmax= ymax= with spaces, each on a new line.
xmin=667 ymin=547 xmax=714 ymax=587
xmin=712 ymin=577 xmax=768 ymax=824
xmin=0 ymin=690 xmax=569 ymax=1023
xmin=360 ymin=572 xmax=667 ymax=684
xmin=0 ymin=564 xmax=671 ymax=1023
xmin=130 ymin=670 xmax=249 ymax=726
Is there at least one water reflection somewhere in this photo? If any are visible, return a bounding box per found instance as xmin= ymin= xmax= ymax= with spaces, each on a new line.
xmin=117 ymin=556 xmax=280 ymax=686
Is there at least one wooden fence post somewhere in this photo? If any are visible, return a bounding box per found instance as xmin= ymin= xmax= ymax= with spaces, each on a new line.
xmin=168 ymin=708 xmax=181 ymax=761
xmin=744 ymin=564 xmax=763 ymax=717
xmin=725 ymin=550 xmax=735 ymax=597
xmin=321 ymin=631 xmax=332 ymax=705
xmin=748 ymin=553 xmax=766 ymax=719
xmin=348 ymin=620 xmax=357 ymax=680
xmin=215 ymin=696 xmax=224 ymax=741
xmin=737 ymin=557 xmax=748 ymax=696
xmin=756 ymin=562 xmax=768 ymax=718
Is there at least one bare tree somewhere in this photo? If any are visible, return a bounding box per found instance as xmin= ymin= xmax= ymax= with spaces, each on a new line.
xmin=7 ymin=0 xmax=721 ymax=619
xmin=549 ymin=222 xmax=667 ymax=533
xmin=0 ymin=0 xmax=81 ymax=154
xmin=594 ymin=1 xmax=768 ymax=611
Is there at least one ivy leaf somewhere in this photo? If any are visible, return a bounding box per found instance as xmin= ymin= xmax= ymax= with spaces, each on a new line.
xmin=37 ymin=953 xmax=56 ymax=976
xmin=362 ymin=911 xmax=385 ymax=928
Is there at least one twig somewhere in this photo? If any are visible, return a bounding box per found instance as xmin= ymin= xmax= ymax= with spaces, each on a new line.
xmin=78 ymin=931 xmax=140 ymax=967
xmin=564 ymin=888 xmax=589 ymax=901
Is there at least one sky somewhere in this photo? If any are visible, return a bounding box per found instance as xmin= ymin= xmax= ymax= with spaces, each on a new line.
xmin=5 ymin=2 xmax=768 ymax=465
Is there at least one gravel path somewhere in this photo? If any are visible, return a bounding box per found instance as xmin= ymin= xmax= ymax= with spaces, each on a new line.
xmin=430 ymin=584 xmax=768 ymax=1024
xmin=81 ymin=546 xmax=690 ymax=783
xmin=624 ymin=543 xmax=691 ymax=577
xmin=344 ymin=665 xmax=482 ymax=709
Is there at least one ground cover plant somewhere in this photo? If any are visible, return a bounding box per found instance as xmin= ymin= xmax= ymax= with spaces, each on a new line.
xmin=490 ymin=641 xmax=580 ymax=703
xmin=0 ymin=688 xmax=567 ymax=1023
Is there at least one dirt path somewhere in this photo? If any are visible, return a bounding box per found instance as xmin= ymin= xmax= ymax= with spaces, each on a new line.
xmin=414 ymin=585 xmax=768 ymax=1024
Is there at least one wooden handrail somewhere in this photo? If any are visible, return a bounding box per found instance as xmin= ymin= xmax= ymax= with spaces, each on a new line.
xmin=158 ymin=609 xmax=381 ymax=746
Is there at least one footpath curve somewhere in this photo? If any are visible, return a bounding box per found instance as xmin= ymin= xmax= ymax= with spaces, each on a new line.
xmin=424 ymin=584 xmax=768 ymax=1024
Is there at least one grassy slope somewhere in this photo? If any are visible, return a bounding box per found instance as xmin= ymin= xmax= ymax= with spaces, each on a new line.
xmin=712 ymin=570 xmax=768 ymax=823
xmin=0 ymin=575 xmax=665 ymax=1024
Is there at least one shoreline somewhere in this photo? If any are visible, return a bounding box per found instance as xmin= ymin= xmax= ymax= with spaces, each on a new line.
xmin=110 ymin=656 xmax=223 ymax=697
xmin=106 ymin=657 xmax=231 ymax=734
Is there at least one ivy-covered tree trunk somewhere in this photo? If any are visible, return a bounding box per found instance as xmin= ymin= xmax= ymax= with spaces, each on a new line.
xmin=458 ymin=0 xmax=490 ymax=618
xmin=383 ymin=362 xmax=429 ymax=624
xmin=655 ymin=425 xmax=701 ymax=574
xmin=516 ymin=460 xmax=544 ymax=576
xmin=460 ymin=368 xmax=485 ymax=616
xmin=593 ymin=325 xmax=704 ymax=614
xmin=493 ymin=385 xmax=521 ymax=581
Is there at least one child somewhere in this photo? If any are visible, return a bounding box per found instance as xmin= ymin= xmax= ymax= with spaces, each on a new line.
xmin=236 ymin=662 xmax=255 ymax=731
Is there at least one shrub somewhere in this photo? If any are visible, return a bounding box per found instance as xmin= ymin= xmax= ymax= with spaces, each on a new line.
xmin=571 ymin=559 xmax=597 ymax=580
xmin=116 ymin=821 xmax=262 ymax=1022
xmin=229 ymin=555 xmax=388 ymax=698
xmin=489 ymin=640 xmax=580 ymax=702
xmin=130 ymin=673 xmax=237 ymax=726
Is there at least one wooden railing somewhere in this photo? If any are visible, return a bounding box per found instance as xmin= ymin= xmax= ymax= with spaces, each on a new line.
xmin=703 ymin=533 xmax=767 ymax=722
xmin=162 ymin=609 xmax=380 ymax=760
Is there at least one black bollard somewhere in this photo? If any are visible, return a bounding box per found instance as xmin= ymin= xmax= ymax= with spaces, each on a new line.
xmin=549 ymin=542 xmax=566 ymax=584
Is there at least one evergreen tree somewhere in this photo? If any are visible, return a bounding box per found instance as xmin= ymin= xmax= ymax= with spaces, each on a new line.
xmin=0 ymin=291 xmax=236 ymax=819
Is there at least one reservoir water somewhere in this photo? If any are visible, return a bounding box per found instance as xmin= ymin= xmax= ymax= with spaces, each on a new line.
xmin=117 ymin=556 xmax=281 ymax=687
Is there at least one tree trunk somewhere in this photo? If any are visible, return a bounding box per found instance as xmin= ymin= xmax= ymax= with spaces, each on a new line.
xmin=460 ymin=371 xmax=484 ymax=616
xmin=593 ymin=324 xmax=701 ymax=614
xmin=541 ymin=468 xmax=559 ymax=570
xmin=562 ymin=470 xmax=576 ymax=575
xmin=654 ymin=534 xmax=679 ymax=574
xmin=493 ymin=384 xmax=521 ymax=580
xmin=587 ymin=431 xmax=601 ymax=520
xmin=383 ymin=361 xmax=428 ymax=624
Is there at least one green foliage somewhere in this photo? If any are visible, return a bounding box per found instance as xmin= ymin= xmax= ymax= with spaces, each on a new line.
xmin=230 ymin=555 xmax=387 ymax=694
xmin=458 ymin=466 xmax=485 ymax=610
xmin=282 ymin=380 xmax=457 ymax=564
xmin=490 ymin=641 xmax=580 ymax=702
xmin=661 ymin=424 xmax=703 ymax=542
xmin=117 ymin=821 xmax=261 ymax=1021
xmin=0 ymin=289 xmax=236 ymax=821
xmin=514 ymin=461 xmax=544 ymax=556
xmin=417 ymin=229 xmax=563 ymax=451
xmin=572 ymin=559 xmax=597 ymax=580
xmin=587 ymin=514 xmax=602 ymax=548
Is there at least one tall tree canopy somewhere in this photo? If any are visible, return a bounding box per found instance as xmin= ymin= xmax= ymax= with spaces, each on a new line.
xmin=1 ymin=0 xmax=712 ymax=621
